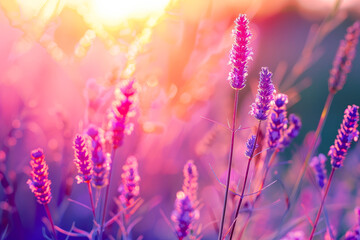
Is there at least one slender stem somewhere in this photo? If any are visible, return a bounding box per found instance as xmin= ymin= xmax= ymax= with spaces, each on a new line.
xmin=290 ymin=92 xmax=334 ymax=201
xmin=100 ymin=148 xmax=117 ymax=239
xmin=229 ymin=120 xmax=262 ymax=240
xmin=237 ymin=149 xmax=279 ymax=240
xmin=309 ymin=168 xmax=335 ymax=239
xmin=275 ymin=92 xmax=335 ymax=240
xmin=87 ymin=182 xmax=96 ymax=219
xmin=44 ymin=204 xmax=57 ymax=240
xmin=255 ymin=149 xmax=279 ymax=201
xmin=218 ymin=90 xmax=239 ymax=240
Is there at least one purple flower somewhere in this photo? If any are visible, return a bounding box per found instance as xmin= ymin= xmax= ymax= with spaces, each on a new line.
xmin=182 ymin=160 xmax=198 ymax=203
xmin=278 ymin=114 xmax=302 ymax=151
xmin=267 ymin=93 xmax=288 ymax=149
xmin=310 ymin=154 xmax=327 ymax=189
xmin=329 ymin=21 xmax=360 ymax=93
xmin=171 ymin=191 xmax=198 ymax=239
xmin=73 ymin=134 xmax=93 ymax=184
xmin=228 ymin=14 xmax=252 ymax=90
xmin=87 ymin=126 xmax=110 ymax=187
xmin=118 ymin=156 xmax=140 ymax=207
xmin=110 ymin=79 xmax=136 ymax=149
xmin=329 ymin=105 xmax=359 ymax=168
xmin=245 ymin=135 xmax=258 ymax=157
xmin=27 ymin=148 xmax=52 ymax=205
xmin=344 ymin=207 xmax=360 ymax=240
xmin=250 ymin=67 xmax=275 ymax=121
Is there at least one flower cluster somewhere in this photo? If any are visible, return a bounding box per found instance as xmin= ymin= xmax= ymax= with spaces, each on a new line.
xmin=267 ymin=93 xmax=288 ymax=149
xmin=228 ymin=14 xmax=252 ymax=90
xmin=172 ymin=161 xmax=199 ymax=239
xmin=329 ymin=21 xmax=360 ymax=93
xmin=27 ymin=148 xmax=52 ymax=205
xmin=182 ymin=160 xmax=198 ymax=204
xmin=118 ymin=156 xmax=140 ymax=207
xmin=110 ymin=79 xmax=136 ymax=149
xmin=250 ymin=67 xmax=275 ymax=121
xmin=329 ymin=105 xmax=359 ymax=168
xmin=345 ymin=207 xmax=360 ymax=240
xmin=87 ymin=126 xmax=110 ymax=187
xmin=278 ymin=114 xmax=302 ymax=151
xmin=310 ymin=153 xmax=327 ymax=189
xmin=171 ymin=191 xmax=198 ymax=240
xmin=73 ymin=134 xmax=93 ymax=184
xmin=245 ymin=134 xmax=258 ymax=157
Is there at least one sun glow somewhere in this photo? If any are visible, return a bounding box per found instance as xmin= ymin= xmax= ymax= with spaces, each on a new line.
xmin=92 ymin=0 xmax=171 ymax=27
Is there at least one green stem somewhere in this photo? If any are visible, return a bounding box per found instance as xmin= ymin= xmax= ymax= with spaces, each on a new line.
xmin=309 ymin=168 xmax=335 ymax=239
xmin=218 ymin=90 xmax=239 ymax=240
xmin=87 ymin=182 xmax=96 ymax=219
xmin=229 ymin=120 xmax=262 ymax=240
xmin=100 ymin=148 xmax=117 ymax=239
xmin=44 ymin=204 xmax=57 ymax=240
xmin=290 ymin=92 xmax=334 ymax=201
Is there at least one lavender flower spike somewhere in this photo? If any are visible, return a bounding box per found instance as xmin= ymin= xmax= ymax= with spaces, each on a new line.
xmin=87 ymin=126 xmax=110 ymax=187
xmin=228 ymin=14 xmax=252 ymax=90
xmin=171 ymin=191 xmax=198 ymax=240
xmin=267 ymin=93 xmax=288 ymax=149
xmin=278 ymin=113 xmax=302 ymax=151
xmin=27 ymin=148 xmax=52 ymax=205
xmin=344 ymin=207 xmax=360 ymax=240
xmin=329 ymin=21 xmax=360 ymax=93
xmin=245 ymin=135 xmax=259 ymax=157
xmin=110 ymin=79 xmax=136 ymax=149
xmin=329 ymin=104 xmax=359 ymax=168
xmin=118 ymin=156 xmax=140 ymax=207
xmin=182 ymin=160 xmax=198 ymax=204
xmin=310 ymin=154 xmax=328 ymax=189
xmin=73 ymin=134 xmax=93 ymax=184
xmin=250 ymin=67 xmax=275 ymax=121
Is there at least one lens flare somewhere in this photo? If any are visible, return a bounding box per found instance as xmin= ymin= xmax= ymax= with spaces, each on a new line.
xmin=91 ymin=0 xmax=170 ymax=26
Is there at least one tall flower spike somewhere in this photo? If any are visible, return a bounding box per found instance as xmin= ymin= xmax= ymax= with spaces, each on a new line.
xmin=344 ymin=207 xmax=360 ymax=240
xmin=87 ymin=126 xmax=110 ymax=187
xmin=118 ymin=156 xmax=140 ymax=207
xmin=73 ymin=134 xmax=93 ymax=184
xmin=267 ymin=93 xmax=288 ymax=149
xmin=329 ymin=104 xmax=359 ymax=168
xmin=171 ymin=191 xmax=198 ymax=240
xmin=329 ymin=21 xmax=360 ymax=93
xmin=250 ymin=67 xmax=275 ymax=121
xmin=310 ymin=154 xmax=328 ymax=189
xmin=110 ymin=79 xmax=136 ymax=149
xmin=245 ymin=135 xmax=258 ymax=157
xmin=278 ymin=113 xmax=302 ymax=151
xmin=27 ymin=148 xmax=52 ymax=205
xmin=228 ymin=14 xmax=252 ymax=90
xmin=182 ymin=160 xmax=198 ymax=204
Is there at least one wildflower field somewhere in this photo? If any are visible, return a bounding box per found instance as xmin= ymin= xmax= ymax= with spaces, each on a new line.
xmin=0 ymin=0 xmax=360 ymax=239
